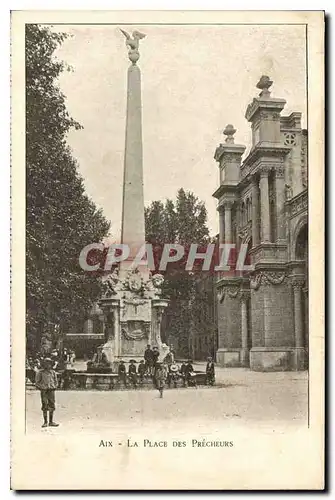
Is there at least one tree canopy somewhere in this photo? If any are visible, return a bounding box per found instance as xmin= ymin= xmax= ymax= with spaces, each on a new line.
xmin=26 ymin=25 xmax=110 ymax=353
xmin=145 ymin=188 xmax=216 ymax=359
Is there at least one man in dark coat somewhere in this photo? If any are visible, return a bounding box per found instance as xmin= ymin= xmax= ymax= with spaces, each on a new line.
xmin=152 ymin=346 xmax=160 ymax=368
xmin=206 ymin=357 xmax=215 ymax=386
xmin=144 ymin=345 xmax=154 ymax=375
xmin=180 ymin=361 xmax=187 ymax=387
xmin=118 ymin=360 xmax=127 ymax=387
xmin=138 ymin=359 xmax=146 ymax=384
xmin=128 ymin=360 xmax=138 ymax=388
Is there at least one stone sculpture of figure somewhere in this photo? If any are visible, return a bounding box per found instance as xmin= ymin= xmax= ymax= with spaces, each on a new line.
xmin=146 ymin=273 xmax=165 ymax=297
xmin=285 ymin=184 xmax=293 ymax=200
xmin=102 ymin=268 xmax=120 ymax=297
xmin=143 ymin=272 xmax=165 ymax=298
xmin=151 ymin=274 xmax=164 ymax=289
xmin=120 ymin=29 xmax=146 ymax=63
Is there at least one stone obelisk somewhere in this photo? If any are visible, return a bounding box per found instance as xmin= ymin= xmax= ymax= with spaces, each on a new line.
xmin=120 ymin=29 xmax=147 ymax=278
xmin=98 ymin=30 xmax=169 ymax=367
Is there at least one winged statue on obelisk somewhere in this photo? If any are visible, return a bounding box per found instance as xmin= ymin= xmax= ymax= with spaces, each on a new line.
xmin=120 ymin=29 xmax=146 ymax=64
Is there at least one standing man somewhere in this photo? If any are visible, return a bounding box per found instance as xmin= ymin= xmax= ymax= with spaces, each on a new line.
xmin=35 ymin=358 xmax=59 ymax=428
xmin=118 ymin=360 xmax=127 ymax=387
xmin=206 ymin=357 xmax=215 ymax=386
xmin=128 ymin=360 xmax=138 ymax=388
xmin=155 ymin=362 xmax=166 ymax=398
xmin=138 ymin=360 xmax=146 ymax=384
xmin=152 ymin=346 xmax=160 ymax=369
xmin=144 ymin=344 xmax=153 ymax=376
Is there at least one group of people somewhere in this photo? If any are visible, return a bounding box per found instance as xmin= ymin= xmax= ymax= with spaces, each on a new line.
xmin=116 ymin=345 xmax=169 ymax=393
xmin=144 ymin=345 xmax=162 ymax=375
xmin=167 ymin=357 xmax=215 ymax=388
xmin=27 ymin=343 xmax=216 ymax=427
xmin=26 ymin=347 xmax=76 ymax=385
xmin=116 ymin=345 xmax=216 ymax=398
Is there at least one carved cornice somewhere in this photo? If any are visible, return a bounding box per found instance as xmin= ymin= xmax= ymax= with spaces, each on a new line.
xmin=212 ymin=184 xmax=238 ymax=200
xmin=242 ymin=143 xmax=290 ymax=170
xmin=214 ymin=145 xmax=246 ymax=164
xmin=250 ymin=271 xmax=287 ymax=291
xmin=289 ymin=274 xmax=305 ymax=289
xmin=245 ymin=97 xmax=286 ymax=122
xmin=218 ymin=287 xmax=240 ymax=302
xmin=123 ymin=298 xmax=147 ymax=306
xmin=218 ymin=270 xmax=290 ymax=298
xmin=217 ymin=280 xmax=250 ymax=302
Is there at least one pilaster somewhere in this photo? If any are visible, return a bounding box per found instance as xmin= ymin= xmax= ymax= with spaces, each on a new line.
xmin=274 ymin=167 xmax=286 ymax=242
xmin=216 ymin=280 xmax=251 ymax=368
xmin=259 ymin=168 xmax=271 ymax=243
xmin=251 ymin=176 xmax=260 ymax=246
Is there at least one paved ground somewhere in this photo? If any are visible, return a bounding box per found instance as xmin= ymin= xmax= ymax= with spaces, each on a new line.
xmin=26 ymin=365 xmax=308 ymax=434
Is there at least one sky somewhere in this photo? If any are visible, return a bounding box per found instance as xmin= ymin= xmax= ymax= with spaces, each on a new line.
xmin=52 ymin=24 xmax=307 ymax=240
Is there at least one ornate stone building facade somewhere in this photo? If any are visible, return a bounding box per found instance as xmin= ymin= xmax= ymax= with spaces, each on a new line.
xmin=213 ymin=76 xmax=308 ymax=371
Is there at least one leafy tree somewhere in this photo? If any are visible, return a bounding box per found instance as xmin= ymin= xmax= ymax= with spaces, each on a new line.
xmin=144 ymin=201 xmax=167 ymax=244
xmin=26 ymin=25 xmax=110 ymax=353
xmin=145 ymin=189 xmax=215 ymax=359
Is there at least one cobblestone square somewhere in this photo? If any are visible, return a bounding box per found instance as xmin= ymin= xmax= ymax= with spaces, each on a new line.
xmin=26 ymin=365 xmax=308 ymax=434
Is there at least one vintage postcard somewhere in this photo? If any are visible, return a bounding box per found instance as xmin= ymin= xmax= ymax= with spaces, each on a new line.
xmin=11 ymin=10 xmax=324 ymax=490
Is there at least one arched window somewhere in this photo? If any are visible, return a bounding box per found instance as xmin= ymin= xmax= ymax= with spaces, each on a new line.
xmin=295 ymin=224 xmax=308 ymax=263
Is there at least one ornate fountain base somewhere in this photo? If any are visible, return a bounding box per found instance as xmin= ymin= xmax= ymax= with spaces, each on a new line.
xmin=98 ymin=269 xmax=169 ymax=369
